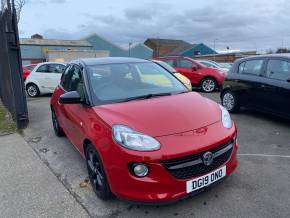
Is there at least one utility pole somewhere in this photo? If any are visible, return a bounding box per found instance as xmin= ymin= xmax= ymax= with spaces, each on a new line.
xmin=128 ymin=42 xmax=132 ymax=57
xmin=213 ymin=38 xmax=218 ymax=61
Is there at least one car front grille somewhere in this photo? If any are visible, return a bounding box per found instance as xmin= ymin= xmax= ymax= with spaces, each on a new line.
xmin=161 ymin=139 xmax=234 ymax=179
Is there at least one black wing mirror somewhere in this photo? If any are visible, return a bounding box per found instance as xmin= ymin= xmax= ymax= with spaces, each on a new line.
xmin=59 ymin=91 xmax=82 ymax=104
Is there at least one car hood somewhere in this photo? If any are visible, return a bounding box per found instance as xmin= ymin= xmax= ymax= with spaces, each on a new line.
xmin=93 ymin=92 xmax=221 ymax=137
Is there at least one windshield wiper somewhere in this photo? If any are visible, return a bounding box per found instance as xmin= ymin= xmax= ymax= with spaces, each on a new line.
xmin=122 ymin=92 xmax=172 ymax=102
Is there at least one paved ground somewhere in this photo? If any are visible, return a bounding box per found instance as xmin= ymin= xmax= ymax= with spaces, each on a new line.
xmin=0 ymin=133 xmax=89 ymax=218
xmin=21 ymin=92 xmax=290 ymax=218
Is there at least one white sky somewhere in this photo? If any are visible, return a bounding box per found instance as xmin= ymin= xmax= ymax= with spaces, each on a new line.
xmin=18 ymin=0 xmax=290 ymax=52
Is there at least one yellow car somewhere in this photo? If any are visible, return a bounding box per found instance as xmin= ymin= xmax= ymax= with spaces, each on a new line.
xmin=152 ymin=60 xmax=192 ymax=91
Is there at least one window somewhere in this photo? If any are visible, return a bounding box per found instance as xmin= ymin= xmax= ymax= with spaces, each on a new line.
xmin=61 ymin=65 xmax=84 ymax=97
xmin=36 ymin=64 xmax=49 ymax=73
xmin=238 ymin=60 xmax=263 ymax=76
xmin=26 ymin=65 xmax=36 ymax=71
xmin=86 ymin=62 xmax=187 ymax=104
xmin=266 ymin=60 xmax=290 ymax=81
xmin=36 ymin=64 xmax=65 ymax=73
xmin=163 ymin=60 xmax=174 ymax=67
xmin=178 ymin=59 xmax=193 ymax=68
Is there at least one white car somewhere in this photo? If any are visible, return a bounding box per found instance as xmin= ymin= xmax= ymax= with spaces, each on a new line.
xmin=198 ymin=60 xmax=229 ymax=72
xmin=25 ymin=62 xmax=66 ymax=97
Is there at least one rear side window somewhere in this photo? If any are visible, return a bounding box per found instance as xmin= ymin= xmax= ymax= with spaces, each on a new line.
xmin=266 ymin=59 xmax=290 ymax=81
xmin=36 ymin=64 xmax=65 ymax=73
xmin=238 ymin=60 xmax=263 ymax=76
xmin=162 ymin=59 xmax=174 ymax=67
xmin=177 ymin=59 xmax=193 ymax=68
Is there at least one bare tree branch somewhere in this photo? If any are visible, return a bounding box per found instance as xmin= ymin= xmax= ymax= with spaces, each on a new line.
xmin=14 ymin=0 xmax=26 ymax=23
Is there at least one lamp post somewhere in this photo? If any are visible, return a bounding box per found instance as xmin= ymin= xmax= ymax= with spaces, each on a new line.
xmin=128 ymin=42 xmax=132 ymax=57
xmin=213 ymin=38 xmax=218 ymax=61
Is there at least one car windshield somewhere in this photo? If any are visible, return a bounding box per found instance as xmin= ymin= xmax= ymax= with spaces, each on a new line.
xmin=154 ymin=61 xmax=176 ymax=73
xmin=86 ymin=62 xmax=188 ymax=105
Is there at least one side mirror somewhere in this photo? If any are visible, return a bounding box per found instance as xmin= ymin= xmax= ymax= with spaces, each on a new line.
xmin=59 ymin=91 xmax=82 ymax=104
xmin=192 ymin=66 xmax=197 ymax=71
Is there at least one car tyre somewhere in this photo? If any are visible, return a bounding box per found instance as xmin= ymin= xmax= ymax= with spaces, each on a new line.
xmin=85 ymin=144 xmax=113 ymax=200
xmin=221 ymin=90 xmax=240 ymax=113
xmin=201 ymin=77 xmax=217 ymax=93
xmin=26 ymin=83 xmax=40 ymax=97
xmin=51 ymin=109 xmax=65 ymax=137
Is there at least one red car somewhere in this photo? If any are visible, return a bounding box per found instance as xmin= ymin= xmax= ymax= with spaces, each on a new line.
xmin=22 ymin=64 xmax=37 ymax=80
xmin=157 ymin=57 xmax=227 ymax=92
xmin=50 ymin=58 xmax=238 ymax=203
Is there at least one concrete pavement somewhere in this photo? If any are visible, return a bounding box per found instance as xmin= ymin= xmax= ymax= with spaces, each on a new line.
xmin=0 ymin=133 xmax=89 ymax=218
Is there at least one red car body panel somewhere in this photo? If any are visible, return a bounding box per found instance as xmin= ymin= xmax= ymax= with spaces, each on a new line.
xmin=22 ymin=64 xmax=37 ymax=80
xmin=51 ymin=84 xmax=238 ymax=202
xmin=157 ymin=57 xmax=226 ymax=87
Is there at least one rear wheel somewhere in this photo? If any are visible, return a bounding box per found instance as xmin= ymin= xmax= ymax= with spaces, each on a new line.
xmin=26 ymin=83 xmax=40 ymax=97
xmin=51 ymin=109 xmax=65 ymax=137
xmin=222 ymin=90 xmax=240 ymax=113
xmin=85 ymin=144 xmax=113 ymax=200
xmin=201 ymin=77 xmax=217 ymax=93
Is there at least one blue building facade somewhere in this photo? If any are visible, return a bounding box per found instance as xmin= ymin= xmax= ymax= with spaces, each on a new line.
xmin=84 ymin=34 xmax=153 ymax=59
xmin=181 ymin=43 xmax=217 ymax=57
xmin=20 ymin=38 xmax=93 ymax=65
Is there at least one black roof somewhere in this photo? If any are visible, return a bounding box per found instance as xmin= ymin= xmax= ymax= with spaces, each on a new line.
xmin=77 ymin=57 xmax=150 ymax=66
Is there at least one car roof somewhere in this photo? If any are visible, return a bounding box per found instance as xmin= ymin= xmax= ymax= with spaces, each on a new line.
xmin=239 ymin=53 xmax=290 ymax=62
xmin=77 ymin=57 xmax=150 ymax=66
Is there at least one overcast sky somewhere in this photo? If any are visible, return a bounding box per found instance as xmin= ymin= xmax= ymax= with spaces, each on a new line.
xmin=19 ymin=0 xmax=290 ymax=52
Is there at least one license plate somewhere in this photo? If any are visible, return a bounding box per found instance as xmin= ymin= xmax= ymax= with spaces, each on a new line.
xmin=186 ymin=166 xmax=226 ymax=193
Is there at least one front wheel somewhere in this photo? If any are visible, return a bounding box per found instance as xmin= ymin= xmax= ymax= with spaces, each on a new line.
xmin=86 ymin=144 xmax=113 ymax=200
xmin=221 ymin=90 xmax=240 ymax=113
xmin=201 ymin=78 xmax=217 ymax=93
xmin=26 ymin=83 xmax=40 ymax=97
xmin=51 ymin=109 xmax=65 ymax=137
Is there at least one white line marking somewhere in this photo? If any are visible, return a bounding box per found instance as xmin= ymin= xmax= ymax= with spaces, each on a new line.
xmin=238 ymin=154 xmax=290 ymax=158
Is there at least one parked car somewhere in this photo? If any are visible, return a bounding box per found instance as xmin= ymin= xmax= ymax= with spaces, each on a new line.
xmin=50 ymin=57 xmax=238 ymax=202
xmin=197 ymin=60 xmax=229 ymax=71
xmin=22 ymin=64 xmax=37 ymax=81
xmin=219 ymin=62 xmax=233 ymax=70
xmin=157 ymin=56 xmax=227 ymax=92
xmin=152 ymin=59 xmax=192 ymax=90
xmin=25 ymin=62 xmax=66 ymax=97
xmin=221 ymin=54 xmax=290 ymax=118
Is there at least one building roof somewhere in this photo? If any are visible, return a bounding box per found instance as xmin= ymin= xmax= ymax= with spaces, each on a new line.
xmin=145 ymin=38 xmax=191 ymax=47
xmin=167 ymin=44 xmax=198 ymax=55
xmin=20 ymin=38 xmax=92 ymax=47
xmin=79 ymin=57 xmax=150 ymax=66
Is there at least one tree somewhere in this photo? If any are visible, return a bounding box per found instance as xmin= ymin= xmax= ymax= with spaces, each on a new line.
xmin=276 ymin=48 xmax=290 ymax=53
xmin=14 ymin=0 xmax=26 ymax=23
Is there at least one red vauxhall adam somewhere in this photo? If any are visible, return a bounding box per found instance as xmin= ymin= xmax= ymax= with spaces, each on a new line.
xmin=50 ymin=57 xmax=238 ymax=203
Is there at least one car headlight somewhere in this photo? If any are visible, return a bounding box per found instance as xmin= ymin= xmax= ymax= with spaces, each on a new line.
xmin=112 ymin=125 xmax=160 ymax=151
xmin=219 ymin=105 xmax=233 ymax=129
xmin=218 ymin=71 xmax=227 ymax=76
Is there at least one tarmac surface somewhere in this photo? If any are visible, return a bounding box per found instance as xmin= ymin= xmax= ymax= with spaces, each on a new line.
xmin=11 ymin=92 xmax=290 ymax=217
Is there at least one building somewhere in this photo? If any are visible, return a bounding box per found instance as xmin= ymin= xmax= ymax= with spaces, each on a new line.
xmin=20 ymin=34 xmax=153 ymax=65
xmin=84 ymin=34 xmax=153 ymax=59
xmin=20 ymin=35 xmax=98 ymax=65
xmin=194 ymin=51 xmax=257 ymax=63
xmin=144 ymin=38 xmax=217 ymax=58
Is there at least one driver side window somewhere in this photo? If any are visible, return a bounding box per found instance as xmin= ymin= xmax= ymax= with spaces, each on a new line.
xmin=61 ymin=65 xmax=85 ymax=99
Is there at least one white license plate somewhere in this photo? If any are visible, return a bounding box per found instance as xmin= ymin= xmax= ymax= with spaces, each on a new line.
xmin=186 ymin=166 xmax=226 ymax=193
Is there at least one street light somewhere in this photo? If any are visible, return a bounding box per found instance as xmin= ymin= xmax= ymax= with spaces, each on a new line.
xmin=213 ymin=38 xmax=218 ymax=61
xmin=128 ymin=42 xmax=132 ymax=57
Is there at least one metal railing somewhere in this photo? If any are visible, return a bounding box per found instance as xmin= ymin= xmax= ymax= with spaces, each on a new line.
xmin=0 ymin=0 xmax=28 ymax=129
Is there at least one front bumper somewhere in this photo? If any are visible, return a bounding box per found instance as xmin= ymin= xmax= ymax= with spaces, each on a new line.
xmin=101 ymin=122 xmax=238 ymax=203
